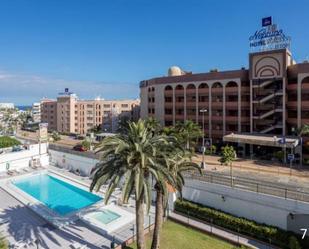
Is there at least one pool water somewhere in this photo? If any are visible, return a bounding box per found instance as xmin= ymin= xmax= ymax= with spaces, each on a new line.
xmin=89 ymin=209 xmax=121 ymax=224
xmin=13 ymin=174 xmax=102 ymax=215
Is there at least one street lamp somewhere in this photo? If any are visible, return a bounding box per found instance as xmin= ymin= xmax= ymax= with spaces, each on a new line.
xmin=199 ymin=108 xmax=208 ymax=169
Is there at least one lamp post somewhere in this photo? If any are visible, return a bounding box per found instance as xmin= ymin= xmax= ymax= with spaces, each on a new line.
xmin=200 ymin=108 xmax=208 ymax=169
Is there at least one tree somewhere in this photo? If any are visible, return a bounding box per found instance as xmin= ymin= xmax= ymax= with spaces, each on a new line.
xmin=0 ymin=136 xmax=21 ymax=149
xmin=151 ymin=148 xmax=201 ymax=249
xmin=174 ymin=120 xmax=202 ymax=150
xmin=219 ymin=145 xmax=236 ymax=184
xmin=90 ymin=120 xmax=174 ymax=249
xmin=297 ymin=124 xmax=309 ymax=136
xmin=144 ymin=117 xmax=161 ymax=134
xmin=81 ymin=140 xmax=91 ymax=150
xmin=51 ymin=131 xmax=61 ymax=142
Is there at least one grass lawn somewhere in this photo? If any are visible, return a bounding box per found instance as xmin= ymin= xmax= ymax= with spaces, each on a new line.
xmin=125 ymin=220 xmax=239 ymax=249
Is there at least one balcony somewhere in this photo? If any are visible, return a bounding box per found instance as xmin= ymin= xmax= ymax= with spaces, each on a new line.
xmin=287 ymin=101 xmax=297 ymax=109
xmin=164 ymin=114 xmax=173 ymax=120
xmin=186 ymin=88 xmax=196 ymax=94
xmin=301 ymin=118 xmax=309 ymax=124
xmin=175 ymin=102 xmax=185 ymax=107
xmin=302 ymin=101 xmax=309 ymax=110
xmin=164 ymin=102 xmax=173 ymax=107
xmin=211 ymin=88 xmax=223 ymax=94
xmin=287 ymin=118 xmax=297 ymax=124
xmin=225 ymin=116 xmax=239 ymax=122
xmin=175 ymin=89 xmax=185 ymax=95
xmin=186 ymin=102 xmax=197 ymax=107
xmin=175 ymin=114 xmax=184 ymax=120
xmin=225 ymin=87 xmax=238 ymax=94
xmin=212 ymin=115 xmax=223 ymax=121
xmin=212 ymin=130 xmax=223 ymax=136
xmin=287 ymin=84 xmax=297 ymax=91
xmin=198 ymin=88 xmax=209 ymax=94
xmin=186 ymin=115 xmax=196 ymax=120
xmin=225 ymin=102 xmax=238 ymax=108
xmin=211 ymin=102 xmax=223 ymax=108
xmin=241 ymin=86 xmax=250 ymax=92
xmin=240 ymin=116 xmax=250 ymax=122
xmin=302 ymin=84 xmax=309 ymax=91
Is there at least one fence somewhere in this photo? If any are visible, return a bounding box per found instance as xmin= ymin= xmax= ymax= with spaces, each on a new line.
xmin=185 ymin=171 xmax=309 ymax=203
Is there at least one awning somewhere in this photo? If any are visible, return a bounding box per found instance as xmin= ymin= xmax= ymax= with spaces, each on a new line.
xmin=223 ymin=133 xmax=299 ymax=148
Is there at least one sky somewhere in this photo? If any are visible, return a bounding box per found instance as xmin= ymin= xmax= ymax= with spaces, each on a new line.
xmin=0 ymin=0 xmax=309 ymax=105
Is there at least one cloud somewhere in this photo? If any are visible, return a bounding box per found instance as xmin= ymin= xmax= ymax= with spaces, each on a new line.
xmin=0 ymin=70 xmax=139 ymax=105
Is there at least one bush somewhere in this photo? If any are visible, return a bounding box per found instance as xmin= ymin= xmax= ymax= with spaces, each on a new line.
xmin=81 ymin=140 xmax=91 ymax=150
xmin=289 ymin=236 xmax=302 ymax=249
xmin=205 ymin=145 xmax=217 ymax=155
xmin=174 ymin=199 xmax=308 ymax=249
xmin=51 ymin=131 xmax=61 ymax=141
xmin=273 ymin=150 xmax=284 ymax=162
xmin=0 ymin=136 xmax=21 ymax=149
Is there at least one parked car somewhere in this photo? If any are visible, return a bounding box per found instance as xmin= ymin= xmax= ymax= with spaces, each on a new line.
xmin=73 ymin=144 xmax=87 ymax=152
xmin=12 ymin=146 xmax=23 ymax=152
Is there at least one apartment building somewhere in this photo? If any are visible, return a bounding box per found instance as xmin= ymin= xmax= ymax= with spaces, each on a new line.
xmin=31 ymin=102 xmax=41 ymax=123
xmin=40 ymin=90 xmax=140 ymax=134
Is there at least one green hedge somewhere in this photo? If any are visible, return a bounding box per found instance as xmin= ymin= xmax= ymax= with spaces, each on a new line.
xmin=0 ymin=136 xmax=21 ymax=149
xmin=174 ymin=199 xmax=309 ymax=249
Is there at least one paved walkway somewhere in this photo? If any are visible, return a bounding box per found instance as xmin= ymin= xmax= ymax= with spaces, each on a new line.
xmin=169 ymin=212 xmax=277 ymax=249
xmin=193 ymin=154 xmax=309 ymax=190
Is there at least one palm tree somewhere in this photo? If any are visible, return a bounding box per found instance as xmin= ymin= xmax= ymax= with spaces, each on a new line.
xmin=298 ymin=124 xmax=309 ymax=136
xmin=175 ymin=120 xmax=202 ymax=150
xmin=151 ymin=148 xmax=201 ymax=249
xmin=90 ymin=120 xmax=174 ymax=249
xmin=144 ymin=117 xmax=162 ymax=134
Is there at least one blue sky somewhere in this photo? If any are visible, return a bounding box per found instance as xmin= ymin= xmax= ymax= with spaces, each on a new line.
xmin=0 ymin=0 xmax=308 ymax=105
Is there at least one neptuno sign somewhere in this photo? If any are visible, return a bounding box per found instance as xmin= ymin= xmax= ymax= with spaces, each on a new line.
xmin=249 ymin=18 xmax=291 ymax=52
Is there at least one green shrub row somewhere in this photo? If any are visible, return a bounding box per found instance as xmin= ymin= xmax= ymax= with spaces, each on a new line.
xmin=0 ymin=136 xmax=21 ymax=149
xmin=174 ymin=199 xmax=307 ymax=249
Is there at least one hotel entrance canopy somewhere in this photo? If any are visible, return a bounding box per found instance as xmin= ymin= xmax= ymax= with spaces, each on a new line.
xmin=223 ymin=133 xmax=299 ymax=149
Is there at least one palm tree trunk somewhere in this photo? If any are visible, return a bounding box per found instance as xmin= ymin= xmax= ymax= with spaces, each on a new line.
xmin=151 ymin=188 xmax=164 ymax=249
xmin=136 ymin=196 xmax=145 ymax=249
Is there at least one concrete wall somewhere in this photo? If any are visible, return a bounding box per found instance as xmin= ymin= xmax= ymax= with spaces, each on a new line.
xmin=49 ymin=149 xmax=99 ymax=176
xmin=183 ymin=179 xmax=309 ymax=230
xmin=0 ymin=143 xmax=49 ymax=172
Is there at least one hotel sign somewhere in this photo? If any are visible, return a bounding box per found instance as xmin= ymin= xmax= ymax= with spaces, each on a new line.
xmin=249 ymin=17 xmax=291 ymax=52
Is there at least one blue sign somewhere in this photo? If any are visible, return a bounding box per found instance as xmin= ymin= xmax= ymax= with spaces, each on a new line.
xmin=262 ymin=17 xmax=272 ymax=27
xmin=278 ymin=137 xmax=286 ymax=144
xmin=249 ymin=20 xmax=291 ymax=52
xmin=288 ymin=154 xmax=294 ymax=161
xmin=65 ymin=88 xmax=69 ymax=93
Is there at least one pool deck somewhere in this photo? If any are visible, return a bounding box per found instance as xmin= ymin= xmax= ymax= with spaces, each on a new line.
xmin=0 ymin=166 xmax=156 ymax=249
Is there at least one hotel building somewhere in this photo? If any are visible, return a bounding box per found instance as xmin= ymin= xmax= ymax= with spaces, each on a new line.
xmin=41 ymin=90 xmax=140 ymax=135
xmin=140 ymin=48 xmax=309 ymax=159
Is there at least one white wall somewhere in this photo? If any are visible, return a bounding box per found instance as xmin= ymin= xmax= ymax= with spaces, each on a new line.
xmin=49 ymin=149 xmax=99 ymax=176
xmin=182 ymin=179 xmax=309 ymax=230
xmin=0 ymin=143 xmax=49 ymax=172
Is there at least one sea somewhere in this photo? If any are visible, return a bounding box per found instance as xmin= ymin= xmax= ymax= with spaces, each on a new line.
xmin=16 ymin=105 xmax=32 ymax=111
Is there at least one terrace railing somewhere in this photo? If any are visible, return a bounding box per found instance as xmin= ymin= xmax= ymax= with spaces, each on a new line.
xmin=185 ymin=171 xmax=309 ymax=203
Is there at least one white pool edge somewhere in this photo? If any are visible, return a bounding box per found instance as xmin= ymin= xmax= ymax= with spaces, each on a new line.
xmin=0 ymin=170 xmax=108 ymax=228
xmin=80 ymin=203 xmax=135 ymax=235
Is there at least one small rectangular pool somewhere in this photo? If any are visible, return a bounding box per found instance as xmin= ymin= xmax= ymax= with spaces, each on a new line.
xmin=88 ymin=210 xmax=121 ymax=225
xmin=13 ymin=174 xmax=102 ymax=216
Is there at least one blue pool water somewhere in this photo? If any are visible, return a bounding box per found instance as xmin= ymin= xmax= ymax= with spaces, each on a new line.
xmin=89 ymin=210 xmax=121 ymax=224
xmin=13 ymin=174 xmax=102 ymax=216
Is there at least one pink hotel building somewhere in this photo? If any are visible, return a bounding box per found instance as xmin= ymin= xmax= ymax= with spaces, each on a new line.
xmin=140 ymin=48 xmax=309 ymax=159
xmin=41 ymin=90 xmax=140 ymax=135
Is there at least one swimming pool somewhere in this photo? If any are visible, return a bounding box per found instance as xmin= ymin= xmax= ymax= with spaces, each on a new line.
xmin=88 ymin=209 xmax=121 ymax=224
xmin=13 ymin=174 xmax=102 ymax=216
